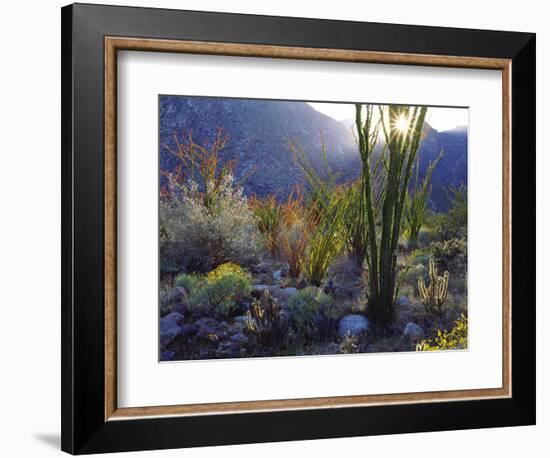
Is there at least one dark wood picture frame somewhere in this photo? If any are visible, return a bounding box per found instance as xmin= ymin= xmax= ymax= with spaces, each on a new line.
xmin=61 ymin=3 xmax=536 ymax=454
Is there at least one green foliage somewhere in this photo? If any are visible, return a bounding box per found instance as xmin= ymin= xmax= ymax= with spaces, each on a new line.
xmin=416 ymin=314 xmax=468 ymax=351
xmin=160 ymin=129 xmax=263 ymax=273
xmin=174 ymin=273 xmax=201 ymax=293
xmin=401 ymin=263 xmax=427 ymax=288
xmin=276 ymin=191 xmax=312 ymax=279
xmin=404 ymin=152 xmax=442 ymax=247
xmin=287 ymin=287 xmax=338 ymax=341
xmin=289 ymin=139 xmax=338 ymax=213
xmin=250 ymin=195 xmax=283 ymax=255
xmin=434 ymin=184 xmax=468 ymax=240
xmin=430 ymin=237 xmax=467 ymax=272
xmin=418 ymin=259 xmax=449 ymax=315
xmin=187 ymin=265 xmax=252 ymax=318
xmin=245 ymin=290 xmax=287 ymax=345
xmin=304 ymin=194 xmax=349 ymax=286
xmin=289 ymin=140 xmax=353 ymax=285
xmin=163 ymin=129 xmax=235 ymax=210
xmin=339 ymin=332 xmax=361 ymax=354
xmin=356 ymin=104 xmax=429 ymax=328
xmin=160 ymin=174 xmax=263 ymax=272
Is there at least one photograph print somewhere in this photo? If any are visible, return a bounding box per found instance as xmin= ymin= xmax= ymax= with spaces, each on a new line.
xmin=159 ymin=95 xmax=468 ymax=361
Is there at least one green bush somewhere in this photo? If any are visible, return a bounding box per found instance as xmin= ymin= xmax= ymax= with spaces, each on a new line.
xmin=287 ymin=287 xmax=338 ymax=341
xmin=407 ymin=248 xmax=431 ymax=268
xmin=433 ymin=185 xmax=467 ymax=241
xmin=401 ymin=263 xmax=427 ymax=288
xmin=430 ymin=238 xmax=467 ymax=272
xmin=187 ymin=264 xmax=252 ymax=318
xmin=174 ymin=273 xmax=202 ymax=293
xmin=160 ymin=175 xmax=264 ymax=273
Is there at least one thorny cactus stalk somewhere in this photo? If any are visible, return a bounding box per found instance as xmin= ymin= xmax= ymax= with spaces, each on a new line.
xmin=418 ymin=259 xmax=449 ymax=315
xmin=245 ymin=290 xmax=287 ymax=345
xmin=356 ymin=104 xmax=428 ymax=328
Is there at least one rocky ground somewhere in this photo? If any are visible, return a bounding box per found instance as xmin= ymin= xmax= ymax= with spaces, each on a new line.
xmin=159 ymin=254 xmax=464 ymax=361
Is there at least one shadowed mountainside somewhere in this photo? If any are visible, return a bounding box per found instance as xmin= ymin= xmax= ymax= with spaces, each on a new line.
xmin=160 ymin=96 xmax=467 ymax=211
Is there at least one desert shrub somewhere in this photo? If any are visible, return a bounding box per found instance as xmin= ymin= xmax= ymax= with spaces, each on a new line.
xmin=187 ymin=264 xmax=252 ymax=318
xmin=276 ymin=191 xmax=313 ymax=279
xmin=416 ymin=314 xmax=468 ymax=351
xmin=174 ymin=272 xmax=202 ymax=293
xmin=160 ymin=175 xmax=264 ymax=272
xmin=287 ymin=287 xmax=338 ymax=341
xmin=339 ymin=332 xmax=361 ymax=354
xmin=433 ymin=185 xmax=468 ymax=240
xmin=303 ymin=193 xmax=349 ymax=286
xmin=401 ymin=263 xmax=427 ymax=288
xmin=430 ymin=237 xmax=467 ymax=272
xmin=206 ymin=262 xmax=247 ymax=282
xmin=250 ymin=195 xmax=283 ymax=255
xmin=408 ymin=248 xmax=431 ymax=268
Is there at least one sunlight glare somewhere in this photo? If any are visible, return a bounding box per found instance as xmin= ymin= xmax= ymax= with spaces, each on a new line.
xmin=394 ymin=114 xmax=410 ymax=134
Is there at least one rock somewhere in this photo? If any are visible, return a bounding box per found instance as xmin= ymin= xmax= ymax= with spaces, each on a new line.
xmin=396 ymin=296 xmax=411 ymax=306
xmin=233 ymin=315 xmax=249 ymax=324
xmin=282 ymin=287 xmax=299 ymax=296
xmin=251 ymin=284 xmax=269 ymax=299
xmin=194 ymin=318 xmax=227 ymax=342
xmin=402 ymin=322 xmax=424 ymax=339
xmin=215 ymin=341 xmax=243 ymax=358
xmin=251 ymin=285 xmax=298 ymax=303
xmin=228 ymin=321 xmax=245 ymax=334
xmin=338 ymin=314 xmax=370 ymax=337
xmin=268 ymin=286 xmax=298 ymax=303
xmin=273 ymin=270 xmax=284 ymax=281
xmin=160 ymin=350 xmax=176 ymax=361
xmin=179 ymin=323 xmax=196 ymax=338
xmin=166 ymin=286 xmax=188 ymax=305
xmin=160 ymin=312 xmax=185 ymax=348
xmin=230 ymin=333 xmax=249 ymax=345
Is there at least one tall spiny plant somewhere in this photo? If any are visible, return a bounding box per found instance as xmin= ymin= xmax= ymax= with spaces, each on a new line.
xmin=404 ymin=151 xmax=443 ymax=248
xmin=356 ymin=104 xmax=428 ymax=328
xmin=162 ymin=128 xmax=234 ymax=210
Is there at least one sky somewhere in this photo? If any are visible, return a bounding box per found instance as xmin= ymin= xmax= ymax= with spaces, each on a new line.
xmin=308 ymin=102 xmax=468 ymax=132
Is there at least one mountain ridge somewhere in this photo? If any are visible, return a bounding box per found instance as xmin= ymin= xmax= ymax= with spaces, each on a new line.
xmin=160 ymin=96 xmax=467 ymax=211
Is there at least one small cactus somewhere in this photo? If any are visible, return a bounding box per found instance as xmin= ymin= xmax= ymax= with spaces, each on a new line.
xmin=418 ymin=259 xmax=449 ymax=315
xmin=245 ymin=290 xmax=287 ymax=345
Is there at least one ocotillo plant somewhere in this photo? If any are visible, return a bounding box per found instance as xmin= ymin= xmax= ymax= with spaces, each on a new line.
xmin=418 ymin=259 xmax=449 ymax=315
xmin=404 ymin=151 xmax=443 ymax=248
xmin=356 ymin=103 xmax=428 ymax=328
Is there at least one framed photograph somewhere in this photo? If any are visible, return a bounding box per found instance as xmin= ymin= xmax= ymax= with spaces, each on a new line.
xmin=61 ymin=3 xmax=536 ymax=454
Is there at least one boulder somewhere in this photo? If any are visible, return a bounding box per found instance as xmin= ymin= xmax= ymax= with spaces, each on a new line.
xmin=215 ymin=341 xmax=244 ymax=359
xmin=251 ymin=285 xmax=298 ymax=303
xmin=230 ymin=333 xmax=249 ymax=345
xmin=338 ymin=314 xmax=370 ymax=337
xmin=396 ymin=295 xmax=411 ymax=306
xmin=402 ymin=322 xmax=424 ymax=340
xmin=251 ymin=284 xmax=270 ymax=299
xmin=228 ymin=321 xmax=245 ymax=335
xmin=233 ymin=315 xmax=249 ymax=324
xmin=160 ymin=312 xmax=185 ymax=348
xmin=165 ymin=286 xmax=188 ymax=305
xmin=194 ymin=318 xmax=227 ymax=342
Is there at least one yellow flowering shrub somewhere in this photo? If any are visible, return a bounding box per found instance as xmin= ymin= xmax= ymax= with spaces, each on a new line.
xmin=416 ymin=314 xmax=468 ymax=351
xmin=206 ymin=263 xmax=248 ymax=283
